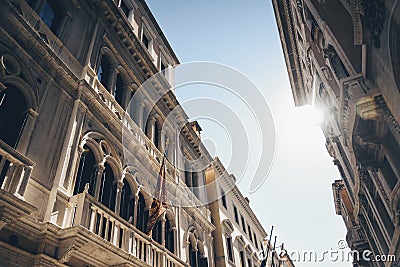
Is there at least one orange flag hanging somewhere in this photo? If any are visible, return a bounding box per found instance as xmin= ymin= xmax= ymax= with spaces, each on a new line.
xmin=146 ymin=157 xmax=167 ymax=236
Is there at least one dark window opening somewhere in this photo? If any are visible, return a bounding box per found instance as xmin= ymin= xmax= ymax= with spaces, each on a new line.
xmin=192 ymin=171 xmax=200 ymax=198
xmin=73 ymin=145 xmax=97 ymax=195
xmin=39 ymin=1 xmax=63 ymax=35
xmin=152 ymin=219 xmax=162 ymax=244
xmin=8 ymin=234 xmax=19 ymax=247
xmin=154 ymin=121 xmax=160 ymax=149
xmin=0 ymin=85 xmax=28 ymax=149
xmin=221 ymin=189 xmax=227 ymax=209
xmin=99 ymin=163 xmax=116 ymax=211
xmin=185 ymin=170 xmax=192 ymax=188
xmin=233 ymin=205 xmax=239 ymax=224
xmin=98 ymin=55 xmax=112 ymax=92
xmin=239 ymin=251 xmax=245 ymax=267
xmin=165 ymin=219 xmax=175 ymax=253
xmin=25 ymin=0 xmax=35 ymax=8
xmin=248 ymin=225 xmax=252 ymax=241
xmin=227 ymin=236 xmax=234 ymax=262
xmin=40 ymin=3 xmax=54 ymax=29
xmin=142 ymin=34 xmax=150 ymax=49
xmin=120 ymin=0 xmax=130 ymax=18
xmin=114 ymin=73 xmax=125 ymax=108
xmin=137 ymin=192 xmax=147 ymax=232
xmin=120 ymin=179 xmax=134 ymax=222
xmin=241 ymin=215 xmax=246 ymax=233
xmin=189 ymin=242 xmax=197 ymax=267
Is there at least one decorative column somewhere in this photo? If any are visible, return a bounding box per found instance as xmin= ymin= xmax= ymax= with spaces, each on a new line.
xmin=161 ymin=130 xmax=167 ymax=154
xmin=115 ymin=179 xmax=124 ymax=215
xmin=137 ymin=103 xmax=145 ymax=130
xmin=146 ymin=116 xmax=156 ymax=142
xmin=94 ymin=164 xmax=105 ymax=200
xmin=133 ymin=190 xmax=140 ymax=227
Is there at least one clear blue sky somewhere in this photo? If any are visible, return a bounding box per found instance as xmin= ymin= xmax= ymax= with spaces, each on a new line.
xmin=145 ymin=1 xmax=350 ymax=266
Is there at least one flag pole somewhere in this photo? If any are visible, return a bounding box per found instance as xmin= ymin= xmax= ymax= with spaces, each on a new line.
xmin=271 ymin=235 xmax=277 ymax=266
xmin=261 ymin=225 xmax=274 ymax=267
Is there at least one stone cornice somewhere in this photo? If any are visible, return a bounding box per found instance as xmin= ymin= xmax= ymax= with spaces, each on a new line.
xmin=272 ymin=0 xmax=307 ymax=106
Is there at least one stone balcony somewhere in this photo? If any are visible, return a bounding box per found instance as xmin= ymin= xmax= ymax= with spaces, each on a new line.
xmin=346 ymin=225 xmax=369 ymax=251
xmin=8 ymin=0 xmax=83 ymax=78
xmin=60 ymin=191 xmax=188 ymax=267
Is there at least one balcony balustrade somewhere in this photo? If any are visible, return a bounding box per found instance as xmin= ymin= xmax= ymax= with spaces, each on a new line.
xmin=0 ymin=140 xmax=34 ymax=198
xmin=66 ymin=192 xmax=187 ymax=267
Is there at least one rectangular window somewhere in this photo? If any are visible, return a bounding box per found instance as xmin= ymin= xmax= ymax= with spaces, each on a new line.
xmin=254 ymin=234 xmax=258 ymax=249
xmin=226 ymin=236 xmax=234 ymax=262
xmin=234 ymin=205 xmax=239 ymax=223
xmin=248 ymin=225 xmax=252 ymax=241
xmin=241 ymin=215 xmax=246 ymax=233
xmin=221 ymin=189 xmax=227 ymax=209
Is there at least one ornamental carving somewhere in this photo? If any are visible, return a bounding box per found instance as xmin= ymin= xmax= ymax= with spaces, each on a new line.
xmin=359 ymin=0 xmax=386 ymax=48
xmin=323 ymin=45 xmax=349 ymax=80
xmin=296 ymin=0 xmax=305 ymax=22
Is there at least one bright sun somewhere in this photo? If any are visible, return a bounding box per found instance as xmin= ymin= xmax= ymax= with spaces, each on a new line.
xmin=295 ymin=105 xmax=325 ymax=127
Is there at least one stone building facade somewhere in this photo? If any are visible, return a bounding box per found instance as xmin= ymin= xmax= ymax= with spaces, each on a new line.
xmin=206 ymin=158 xmax=294 ymax=267
xmin=0 ymin=0 xmax=216 ymax=266
xmin=272 ymin=0 xmax=400 ymax=266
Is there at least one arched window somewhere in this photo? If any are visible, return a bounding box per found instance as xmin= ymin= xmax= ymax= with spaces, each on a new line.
xmin=152 ymin=219 xmax=162 ymax=244
xmin=98 ymin=55 xmax=112 ymax=92
xmin=114 ymin=73 xmax=125 ymax=108
xmin=165 ymin=218 xmax=175 ymax=253
xmin=120 ymin=179 xmax=134 ymax=222
xmin=137 ymin=192 xmax=147 ymax=232
xmin=189 ymin=242 xmax=197 ymax=267
xmin=73 ymin=145 xmax=97 ymax=195
xmin=99 ymin=163 xmax=117 ymax=211
xmin=196 ymin=243 xmax=207 ymax=267
xmin=0 ymin=85 xmax=28 ymax=148
xmin=38 ymin=0 xmax=64 ymax=35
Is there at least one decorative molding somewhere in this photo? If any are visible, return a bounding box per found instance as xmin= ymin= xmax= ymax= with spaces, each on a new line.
xmin=371 ymin=170 xmax=390 ymax=207
xmin=374 ymin=95 xmax=400 ymax=134
xmin=352 ymin=0 xmax=364 ymax=45
xmin=360 ymin=0 xmax=386 ymax=48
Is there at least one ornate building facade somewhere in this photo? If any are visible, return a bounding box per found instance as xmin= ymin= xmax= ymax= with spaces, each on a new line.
xmin=206 ymin=158 xmax=294 ymax=267
xmin=0 ymin=0 xmax=216 ymax=266
xmin=272 ymin=0 xmax=400 ymax=266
